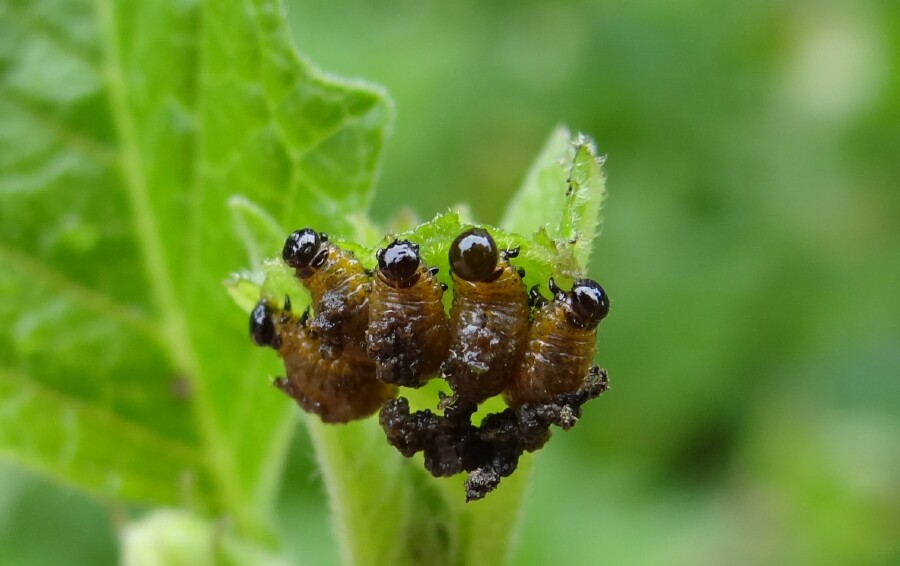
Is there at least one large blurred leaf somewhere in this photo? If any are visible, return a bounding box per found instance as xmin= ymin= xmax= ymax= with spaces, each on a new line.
xmin=0 ymin=0 xmax=391 ymax=538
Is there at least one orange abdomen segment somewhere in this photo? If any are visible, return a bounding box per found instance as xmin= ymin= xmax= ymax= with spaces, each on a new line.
xmin=443 ymin=266 xmax=530 ymax=403
xmin=297 ymin=243 xmax=372 ymax=354
xmin=275 ymin=320 xmax=396 ymax=423
xmin=367 ymin=268 xmax=450 ymax=387
xmin=504 ymin=303 xmax=597 ymax=408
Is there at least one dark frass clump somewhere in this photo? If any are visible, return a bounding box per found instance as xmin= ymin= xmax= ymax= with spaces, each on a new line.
xmin=249 ymin=225 xmax=611 ymax=500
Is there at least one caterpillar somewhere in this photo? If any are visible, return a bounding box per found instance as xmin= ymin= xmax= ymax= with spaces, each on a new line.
xmin=249 ymin=224 xmax=612 ymax=500
xmin=282 ymin=228 xmax=371 ymax=358
xmin=380 ymin=257 xmax=612 ymax=500
xmin=250 ymin=298 xmax=396 ymax=423
xmin=505 ymin=277 xmax=610 ymax=409
xmin=440 ymin=227 xmax=530 ymax=406
xmin=458 ymin=275 xmax=612 ymax=500
xmin=367 ymin=240 xmax=450 ymax=387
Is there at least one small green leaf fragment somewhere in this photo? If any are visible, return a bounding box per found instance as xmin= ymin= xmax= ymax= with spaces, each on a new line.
xmin=260 ymin=259 xmax=310 ymax=314
xmin=224 ymin=272 xmax=265 ymax=315
xmin=501 ymin=126 xmax=607 ymax=275
xmin=561 ymin=133 xmax=608 ymax=269
xmin=501 ymin=125 xmax=573 ymax=236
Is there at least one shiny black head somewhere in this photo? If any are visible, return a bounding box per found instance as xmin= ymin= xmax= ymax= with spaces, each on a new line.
xmin=250 ymin=300 xmax=281 ymax=349
xmin=449 ymin=228 xmax=499 ymax=282
xmin=565 ymin=278 xmax=610 ymax=329
xmin=282 ymin=228 xmax=327 ymax=272
xmin=376 ymin=240 xmax=421 ymax=288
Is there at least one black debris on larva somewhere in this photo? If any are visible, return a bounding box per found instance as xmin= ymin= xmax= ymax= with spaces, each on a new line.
xmin=367 ymin=240 xmax=450 ymax=388
xmin=381 ymin=368 xmax=609 ymax=501
xmin=251 ymin=297 xmax=396 ymax=423
xmin=249 ymin=226 xmax=611 ymax=500
xmin=440 ymin=228 xmax=530 ymax=404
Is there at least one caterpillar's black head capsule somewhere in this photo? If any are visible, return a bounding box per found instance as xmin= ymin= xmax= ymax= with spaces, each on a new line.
xmin=566 ymin=278 xmax=610 ymax=329
xmin=250 ymin=300 xmax=281 ymax=349
xmin=449 ymin=228 xmax=499 ymax=282
xmin=283 ymin=228 xmax=327 ymax=272
xmin=376 ymin=240 xmax=421 ymax=288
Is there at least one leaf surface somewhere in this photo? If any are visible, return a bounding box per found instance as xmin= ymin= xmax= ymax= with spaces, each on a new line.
xmin=501 ymin=125 xmax=608 ymax=278
xmin=0 ymin=0 xmax=391 ymax=539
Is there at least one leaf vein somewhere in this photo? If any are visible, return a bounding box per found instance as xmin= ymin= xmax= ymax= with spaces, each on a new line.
xmin=1 ymin=1 xmax=101 ymax=75
xmin=0 ymin=88 xmax=117 ymax=165
xmin=0 ymin=365 xmax=201 ymax=460
xmin=0 ymin=241 xmax=157 ymax=337
xmin=93 ymin=0 xmax=249 ymax=526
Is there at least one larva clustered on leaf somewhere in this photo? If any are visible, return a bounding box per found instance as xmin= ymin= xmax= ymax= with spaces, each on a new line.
xmin=249 ymin=225 xmax=610 ymax=500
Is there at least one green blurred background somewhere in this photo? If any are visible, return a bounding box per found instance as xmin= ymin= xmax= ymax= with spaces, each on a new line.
xmin=2 ymin=0 xmax=899 ymax=564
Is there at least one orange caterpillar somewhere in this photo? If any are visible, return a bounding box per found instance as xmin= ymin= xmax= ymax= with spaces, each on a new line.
xmin=249 ymin=224 xmax=612 ymax=500
xmin=367 ymin=240 xmax=450 ymax=387
xmin=281 ymin=228 xmax=370 ymax=358
xmin=250 ymin=299 xmax=395 ymax=423
xmin=505 ymin=277 xmax=610 ymax=409
xmin=440 ymin=228 xmax=530 ymax=406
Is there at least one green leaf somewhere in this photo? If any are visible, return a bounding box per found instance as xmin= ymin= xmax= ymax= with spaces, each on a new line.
xmin=501 ymin=125 xmax=608 ymax=277
xmin=227 ymin=196 xmax=288 ymax=271
xmin=227 ymin=125 xmax=607 ymax=310
xmin=0 ymin=0 xmax=391 ymax=542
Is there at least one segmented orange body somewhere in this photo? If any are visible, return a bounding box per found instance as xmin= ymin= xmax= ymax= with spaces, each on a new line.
xmin=274 ymin=316 xmax=394 ymax=423
xmin=441 ymin=228 xmax=529 ymax=404
xmin=282 ymin=228 xmax=371 ymax=357
xmin=505 ymin=278 xmax=610 ymax=408
xmin=250 ymin=300 xmax=396 ymax=423
xmin=246 ymin=228 xmax=399 ymax=422
xmin=367 ymin=240 xmax=449 ymax=387
xmin=250 ymin=225 xmax=612 ymax=500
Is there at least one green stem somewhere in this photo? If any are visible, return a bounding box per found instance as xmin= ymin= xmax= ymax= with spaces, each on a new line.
xmin=307 ymin=418 xmax=413 ymax=565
